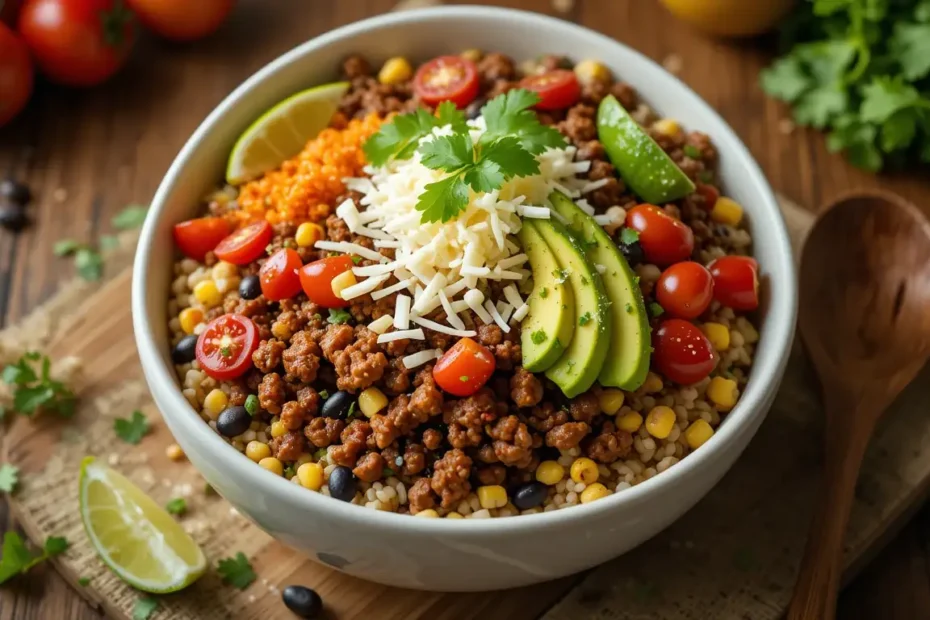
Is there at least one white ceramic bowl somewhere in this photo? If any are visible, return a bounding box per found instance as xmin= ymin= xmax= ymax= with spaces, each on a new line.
xmin=132 ymin=6 xmax=797 ymax=592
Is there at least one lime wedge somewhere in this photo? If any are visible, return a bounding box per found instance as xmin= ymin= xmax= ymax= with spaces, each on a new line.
xmin=226 ymin=81 xmax=350 ymax=185
xmin=78 ymin=457 xmax=206 ymax=593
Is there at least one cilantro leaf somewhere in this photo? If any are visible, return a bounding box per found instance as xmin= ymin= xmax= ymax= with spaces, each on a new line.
xmin=111 ymin=205 xmax=149 ymax=230
xmin=0 ymin=532 xmax=69 ymax=585
xmin=435 ymin=101 xmax=468 ymax=133
xmin=132 ymin=596 xmax=159 ymax=620
xmin=481 ymin=136 xmax=540 ymax=179
xmin=44 ymin=536 xmax=69 ymax=556
xmin=78 ymin=576 xmax=91 ymax=586
xmin=891 ymin=22 xmax=930 ymax=81
xmin=0 ymin=464 xmax=19 ymax=493
xmin=327 ymin=308 xmax=352 ymax=325
xmin=363 ymin=107 xmax=439 ymax=166
xmin=481 ymin=89 xmax=566 ymax=154
xmin=760 ymin=56 xmax=811 ymax=102
xmin=530 ymin=330 xmax=547 ymax=344
xmin=75 ymin=248 xmax=104 ymax=281
xmin=166 ymin=498 xmax=187 ymax=515
xmin=648 ymin=302 xmax=665 ymax=318
xmin=217 ymin=552 xmax=256 ymax=589
xmin=578 ymin=312 xmax=592 ymax=326
xmin=416 ymin=175 xmax=470 ymax=224
xmin=462 ymin=158 xmax=505 ymax=193
xmin=99 ymin=235 xmax=121 ymax=251
xmin=114 ymin=410 xmax=150 ymax=445
xmin=619 ymin=228 xmax=640 ymax=245
xmin=419 ymin=133 xmax=474 ymax=171
xmin=860 ymin=77 xmax=922 ymax=123
xmin=53 ymin=239 xmax=83 ymax=257
xmin=2 ymin=353 xmax=75 ymax=418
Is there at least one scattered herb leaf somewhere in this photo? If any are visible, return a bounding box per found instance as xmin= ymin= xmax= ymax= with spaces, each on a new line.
xmin=382 ymin=467 xmax=394 ymax=477
xmin=579 ymin=312 xmax=592 ymax=326
xmin=648 ymin=302 xmax=665 ymax=318
xmin=132 ymin=596 xmax=159 ymax=620
xmin=283 ymin=465 xmax=296 ymax=479
xmin=75 ymin=248 xmax=104 ymax=281
xmin=114 ymin=410 xmax=149 ymax=445
xmin=0 ymin=464 xmax=19 ymax=493
xmin=327 ymin=308 xmax=352 ymax=325
xmin=1 ymin=352 xmax=75 ymax=418
xmin=619 ymin=228 xmax=640 ymax=245
xmin=625 ymin=303 xmax=634 ymax=314
xmin=0 ymin=532 xmax=69 ymax=585
xmin=112 ymin=205 xmax=149 ymax=230
xmin=350 ymin=255 xmax=363 ymax=265
xmin=539 ymin=287 xmax=548 ymax=299
xmin=459 ymin=375 xmax=470 ymax=382
xmin=78 ymin=576 xmax=91 ymax=587
xmin=99 ymin=235 xmax=120 ymax=251
xmin=314 ymin=448 xmax=328 ymax=460
xmin=531 ymin=330 xmax=547 ymax=344
xmin=165 ymin=498 xmax=187 ymax=516
xmin=682 ymin=144 xmax=702 ymax=159
xmin=318 ymin=390 xmax=330 ymax=400
xmin=53 ymin=239 xmax=82 ymax=256
xmin=217 ymin=552 xmax=256 ymax=590
xmin=244 ymin=394 xmax=259 ymax=416
xmin=346 ymin=402 xmax=357 ymax=420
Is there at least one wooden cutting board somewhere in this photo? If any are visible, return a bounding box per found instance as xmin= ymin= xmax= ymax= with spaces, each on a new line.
xmin=4 ymin=195 xmax=930 ymax=620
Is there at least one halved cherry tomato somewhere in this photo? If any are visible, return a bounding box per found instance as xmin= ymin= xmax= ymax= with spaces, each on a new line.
xmin=652 ymin=319 xmax=715 ymax=385
xmin=299 ymin=255 xmax=354 ymax=308
xmin=413 ymin=56 xmax=479 ymax=108
xmin=433 ymin=337 xmax=496 ymax=397
xmin=260 ymin=248 xmax=303 ymax=301
xmin=195 ymin=313 xmax=259 ymax=380
xmin=519 ymin=70 xmax=581 ymax=110
xmin=656 ymin=261 xmax=714 ymax=320
xmin=626 ymin=204 xmax=695 ymax=266
xmin=695 ymin=183 xmax=719 ymax=211
xmin=708 ymin=255 xmax=759 ymax=311
xmin=172 ymin=217 xmax=231 ymax=261
xmin=214 ymin=220 xmax=272 ymax=266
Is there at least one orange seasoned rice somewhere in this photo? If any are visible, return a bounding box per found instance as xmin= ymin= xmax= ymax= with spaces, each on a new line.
xmin=233 ymin=112 xmax=383 ymax=226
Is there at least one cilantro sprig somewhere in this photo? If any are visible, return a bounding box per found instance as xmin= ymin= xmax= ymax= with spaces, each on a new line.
xmin=362 ymin=90 xmax=566 ymax=223
xmin=2 ymin=352 xmax=76 ymax=418
xmin=217 ymin=551 xmax=256 ymax=589
xmin=0 ymin=532 xmax=69 ymax=584
xmin=114 ymin=410 xmax=150 ymax=444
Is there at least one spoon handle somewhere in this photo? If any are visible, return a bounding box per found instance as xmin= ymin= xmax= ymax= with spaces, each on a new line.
xmin=787 ymin=392 xmax=877 ymax=620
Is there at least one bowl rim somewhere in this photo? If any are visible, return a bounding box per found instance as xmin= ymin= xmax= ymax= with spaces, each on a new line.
xmin=133 ymin=4 xmax=798 ymax=534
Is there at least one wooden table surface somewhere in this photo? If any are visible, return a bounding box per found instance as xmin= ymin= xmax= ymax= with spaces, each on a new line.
xmin=2 ymin=0 xmax=930 ymax=618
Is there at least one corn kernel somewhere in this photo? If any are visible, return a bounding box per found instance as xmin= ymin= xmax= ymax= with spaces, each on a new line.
xmin=616 ymin=411 xmax=644 ymax=433
xmin=358 ymin=387 xmax=388 ymax=418
xmin=641 ymin=372 xmax=664 ymax=394
xmin=258 ymin=457 xmax=284 ymax=476
xmin=165 ymin=443 xmax=185 ymax=461
xmin=378 ymin=57 xmax=413 ymax=85
xmin=598 ymin=389 xmax=625 ymax=415
xmin=211 ymin=261 xmax=238 ymax=280
xmin=460 ymin=48 xmax=482 ymax=62
xmin=707 ymin=376 xmax=739 ymax=410
xmin=203 ymin=389 xmax=228 ymax=417
xmin=574 ymin=59 xmax=611 ymax=85
xmin=710 ymin=196 xmax=744 ymax=226
xmin=702 ymin=322 xmax=731 ymax=351
xmin=477 ymin=485 xmax=508 ymax=509
xmin=297 ymin=462 xmax=324 ymax=490
xmin=193 ymin=280 xmax=222 ymax=307
xmin=653 ymin=118 xmax=682 ymax=138
xmin=570 ymin=458 xmax=599 ymax=485
xmin=415 ymin=509 xmax=440 ymax=518
xmin=580 ymin=482 xmax=610 ymax=504
xmin=178 ymin=307 xmax=203 ymax=334
xmin=684 ymin=419 xmax=715 ymax=449
xmin=295 ymin=222 xmax=324 ymax=248
xmin=535 ymin=460 xmax=565 ymax=486
xmin=331 ymin=270 xmax=357 ymax=300
xmin=270 ymin=420 xmax=287 ymax=438
xmin=246 ymin=441 xmax=271 ymax=462
xmin=646 ymin=406 xmax=676 ymax=439
xmin=445 ymin=511 xmax=464 ymax=519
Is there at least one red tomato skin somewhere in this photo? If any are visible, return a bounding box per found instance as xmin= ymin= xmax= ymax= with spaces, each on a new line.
xmin=195 ymin=313 xmax=259 ymax=381
xmin=213 ymin=220 xmax=273 ymax=266
xmin=433 ymin=337 xmax=496 ymax=397
xmin=695 ymin=183 xmax=719 ymax=211
xmin=126 ymin=0 xmax=232 ymax=41
xmin=172 ymin=217 xmax=231 ymax=261
xmin=299 ymin=255 xmax=353 ymax=308
xmin=0 ymin=22 xmax=32 ymax=127
xmin=656 ymin=261 xmax=714 ymax=320
xmin=18 ymin=0 xmax=135 ymax=87
xmin=652 ymin=319 xmax=716 ymax=385
xmin=519 ymin=70 xmax=581 ymax=110
xmin=1 ymin=0 xmax=24 ymax=25
xmin=708 ymin=255 xmax=759 ymax=311
xmin=625 ymin=204 xmax=695 ymax=266
xmin=259 ymin=248 xmax=303 ymax=301
xmin=413 ymin=56 xmax=479 ymax=108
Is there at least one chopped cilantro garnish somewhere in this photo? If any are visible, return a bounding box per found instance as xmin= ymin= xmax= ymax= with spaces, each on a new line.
xmin=219 ymin=346 xmax=232 ymax=357
xmin=579 ymin=312 xmax=592 ymax=326
xmin=530 ymin=330 xmax=547 ymax=344
xmin=0 ymin=464 xmax=19 ymax=493
xmin=683 ymin=144 xmax=702 ymax=159
xmin=580 ymin=275 xmax=589 ymax=285
xmin=217 ymin=552 xmax=256 ymax=590
xmin=554 ymin=268 xmax=570 ymax=284
xmin=459 ymin=375 xmax=470 ymax=382
xmin=351 ymin=255 xmax=363 ymax=264
xmin=648 ymin=302 xmax=665 ymax=318
xmin=114 ymin=410 xmax=149 ymax=445
xmin=619 ymin=228 xmax=640 ymax=245
xmin=244 ymin=394 xmax=259 ymax=416
xmin=625 ymin=303 xmax=634 ymax=314
xmin=318 ymin=390 xmax=330 ymax=400
xmin=539 ymin=287 xmax=548 ymax=298
xmin=327 ymin=308 xmax=352 ymax=325
xmin=165 ymin=498 xmax=187 ymax=516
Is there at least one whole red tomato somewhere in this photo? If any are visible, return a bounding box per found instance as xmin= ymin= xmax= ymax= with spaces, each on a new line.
xmin=0 ymin=22 xmax=33 ymax=127
xmin=126 ymin=0 xmax=233 ymax=41
xmin=1 ymin=0 xmax=24 ymax=25
xmin=18 ymin=0 xmax=135 ymax=87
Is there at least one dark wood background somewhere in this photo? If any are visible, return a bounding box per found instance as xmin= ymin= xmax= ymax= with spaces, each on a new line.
xmin=2 ymin=1 xmax=929 ymax=618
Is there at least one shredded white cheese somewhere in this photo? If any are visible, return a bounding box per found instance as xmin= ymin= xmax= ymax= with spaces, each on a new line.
xmin=394 ymin=294 xmax=411 ymax=330
xmin=402 ymin=348 xmax=443 ymax=369
xmin=410 ymin=315 xmax=477 ymax=338
xmin=339 ymin=273 xmax=391 ymax=300
xmin=503 ymin=285 xmax=524 ymax=309
xmin=377 ymin=328 xmax=425 ymax=343
xmin=368 ymin=315 xmax=394 ymax=334
xmin=485 ymin=300 xmax=511 ymax=333
xmin=512 ymin=302 xmax=530 ymax=322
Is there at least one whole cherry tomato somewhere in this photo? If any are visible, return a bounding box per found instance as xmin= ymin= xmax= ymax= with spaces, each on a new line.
xmin=1 ymin=0 xmax=24 ymax=25
xmin=195 ymin=313 xmax=259 ymax=380
xmin=18 ymin=0 xmax=135 ymax=87
xmin=126 ymin=0 xmax=233 ymax=41
xmin=299 ymin=255 xmax=354 ymax=308
xmin=708 ymin=255 xmax=759 ymax=311
xmin=625 ymin=204 xmax=695 ymax=266
xmin=519 ymin=70 xmax=581 ymax=110
xmin=0 ymin=22 xmax=32 ymax=127
xmin=413 ymin=56 xmax=479 ymax=108
xmin=172 ymin=217 xmax=231 ymax=261
xmin=656 ymin=261 xmax=714 ymax=320
xmin=652 ymin=318 xmax=716 ymax=385
xmin=260 ymin=248 xmax=303 ymax=301
xmin=214 ymin=220 xmax=272 ymax=266
xmin=433 ymin=337 xmax=496 ymax=397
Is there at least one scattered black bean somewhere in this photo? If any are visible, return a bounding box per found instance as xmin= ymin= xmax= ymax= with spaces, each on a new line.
xmin=239 ymin=274 xmax=262 ymax=300
xmin=216 ymin=406 xmax=251 ymax=437
xmin=171 ymin=334 xmax=199 ymax=364
xmin=0 ymin=202 xmax=28 ymax=232
xmin=618 ymin=239 xmax=644 ymax=267
xmin=282 ymin=585 xmax=323 ymax=619
xmin=511 ymin=481 xmax=548 ymax=510
xmin=465 ymin=97 xmax=487 ymax=120
xmin=321 ymin=390 xmax=355 ymax=420
xmin=0 ymin=178 xmax=30 ymax=205
xmin=328 ymin=466 xmax=356 ymax=502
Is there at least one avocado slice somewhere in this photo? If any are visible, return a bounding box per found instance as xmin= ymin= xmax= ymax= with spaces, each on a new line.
xmin=534 ymin=219 xmax=611 ymax=398
xmin=549 ymin=192 xmax=651 ymax=390
xmin=597 ymin=94 xmax=696 ymax=204
xmin=517 ymin=221 xmax=575 ymax=373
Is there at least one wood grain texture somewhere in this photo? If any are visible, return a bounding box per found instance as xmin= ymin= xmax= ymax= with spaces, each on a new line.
xmin=1 ymin=0 xmax=929 ymax=618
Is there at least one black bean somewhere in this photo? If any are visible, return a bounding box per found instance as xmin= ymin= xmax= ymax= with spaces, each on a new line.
xmin=618 ymin=239 xmax=644 ymax=267
xmin=321 ymin=390 xmax=355 ymax=420
xmin=239 ymin=275 xmax=262 ymax=300
xmin=465 ymin=97 xmax=487 ymax=120
xmin=171 ymin=334 xmax=199 ymax=364
xmin=0 ymin=179 xmax=30 ymax=205
xmin=511 ymin=481 xmax=548 ymax=510
xmin=217 ymin=406 xmax=251 ymax=437
xmin=0 ymin=202 xmax=28 ymax=232
xmin=282 ymin=585 xmax=323 ymax=618
xmin=328 ymin=466 xmax=356 ymax=502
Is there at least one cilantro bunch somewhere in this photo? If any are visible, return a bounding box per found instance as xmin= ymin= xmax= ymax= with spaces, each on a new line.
xmin=761 ymin=0 xmax=930 ymax=171
xmin=363 ymin=90 xmax=566 ymax=223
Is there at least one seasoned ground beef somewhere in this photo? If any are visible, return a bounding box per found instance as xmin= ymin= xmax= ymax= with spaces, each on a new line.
xmin=258 ymin=373 xmax=287 ymax=415
xmin=305 ymin=417 xmax=344 ymax=448
xmin=431 ymin=449 xmax=472 ymax=508
xmin=585 ymin=422 xmax=634 ymax=464
xmin=273 ymin=431 xmax=305 ymax=462
xmin=487 ymin=415 xmax=534 ymax=468
xmin=408 ymin=477 xmax=436 ymax=514
xmin=353 ymin=452 xmax=384 ymax=482
xmin=253 ymin=339 xmax=284 ymax=373
xmin=546 ymin=421 xmax=590 ymax=450
xmin=282 ymin=330 xmax=321 ymax=383
xmin=319 ymin=324 xmax=354 ymax=362
xmin=510 ymin=367 xmax=543 ymax=408
xmin=332 ymin=327 xmax=388 ymax=391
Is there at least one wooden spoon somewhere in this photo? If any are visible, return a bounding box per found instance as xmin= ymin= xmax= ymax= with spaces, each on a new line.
xmin=788 ymin=191 xmax=930 ymax=620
